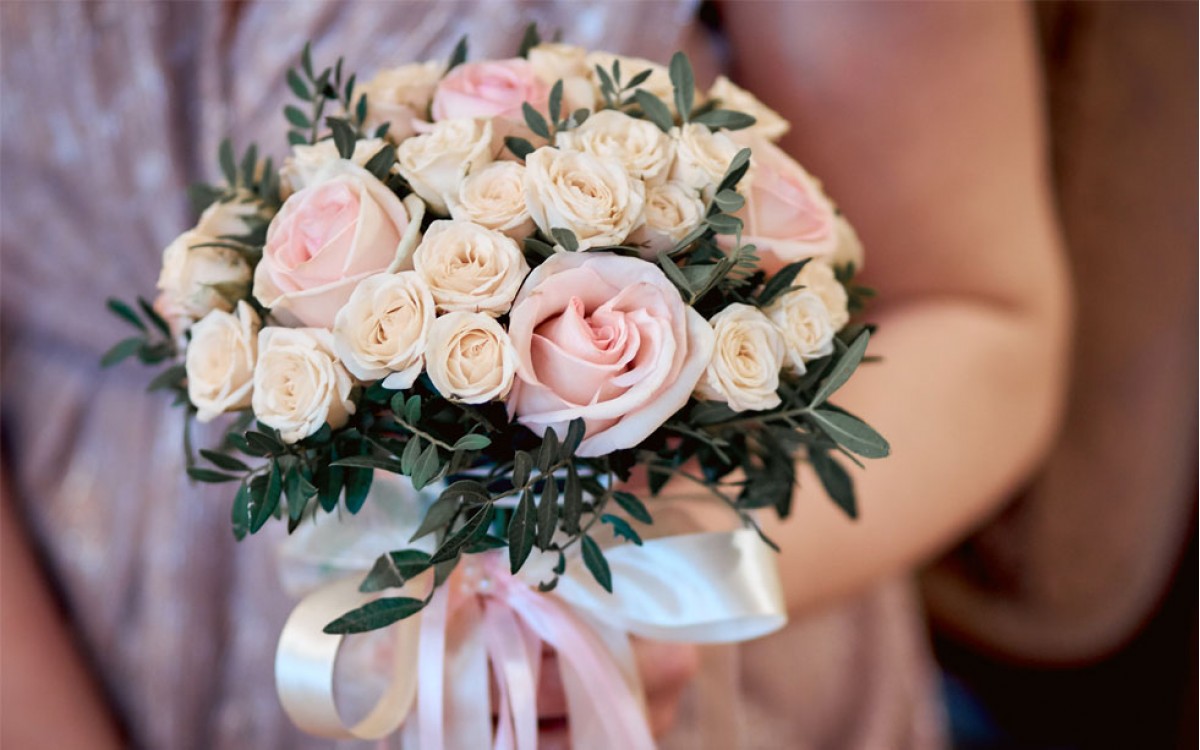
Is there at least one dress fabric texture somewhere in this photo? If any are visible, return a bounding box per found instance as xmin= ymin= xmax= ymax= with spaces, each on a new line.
xmin=0 ymin=3 xmax=945 ymax=748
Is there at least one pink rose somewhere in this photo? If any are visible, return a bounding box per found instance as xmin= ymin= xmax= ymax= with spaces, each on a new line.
xmin=431 ymin=59 xmax=549 ymax=122
xmin=507 ymin=253 xmax=715 ymax=456
xmin=253 ymin=161 xmax=424 ymax=328
xmin=735 ymin=139 xmax=839 ymax=274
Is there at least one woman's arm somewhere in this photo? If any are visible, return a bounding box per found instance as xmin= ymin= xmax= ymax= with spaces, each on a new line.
xmin=712 ymin=2 xmax=1071 ymax=613
xmin=1 ymin=473 xmax=125 ymax=749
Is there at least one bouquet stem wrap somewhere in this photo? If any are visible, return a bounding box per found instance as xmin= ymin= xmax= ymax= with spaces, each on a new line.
xmin=275 ymin=523 xmax=785 ymax=749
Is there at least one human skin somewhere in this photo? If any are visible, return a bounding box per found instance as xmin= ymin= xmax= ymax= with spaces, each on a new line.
xmin=0 ymin=3 xmax=1068 ymax=746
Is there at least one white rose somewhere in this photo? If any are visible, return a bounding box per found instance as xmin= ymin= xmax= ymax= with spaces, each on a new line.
xmin=528 ymin=43 xmax=596 ymax=113
xmin=157 ymin=229 xmax=251 ymax=320
xmin=765 ymin=290 xmax=837 ymax=374
xmin=413 ymin=220 xmax=530 ymax=315
xmin=332 ymin=272 xmax=435 ymax=389
xmin=395 ymin=118 xmax=495 ymax=215
xmin=695 ymin=304 xmax=785 ymax=412
xmin=523 ymin=147 xmax=646 ymax=250
xmin=252 ymin=327 xmax=355 ymax=444
xmin=425 ymin=311 xmax=516 ymax=403
xmin=627 ymin=181 xmax=707 ymax=258
xmin=795 ymin=260 xmax=850 ymax=331
xmin=670 ymin=123 xmax=743 ymax=200
xmin=585 ymin=52 xmax=677 ymax=108
xmin=186 ymin=301 xmax=260 ymax=422
xmin=708 ymin=76 xmax=790 ymax=142
xmin=281 ymin=138 xmax=390 ymax=195
xmin=446 ymin=161 xmax=535 ymax=239
xmin=830 ymin=215 xmax=865 ymax=271
xmin=195 ymin=193 xmax=265 ymax=238
xmin=357 ymin=61 xmax=443 ymax=142
xmin=556 ymin=109 xmax=675 ymax=186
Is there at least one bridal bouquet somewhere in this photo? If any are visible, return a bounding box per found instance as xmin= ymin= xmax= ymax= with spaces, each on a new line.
xmin=106 ymin=26 xmax=885 ymax=747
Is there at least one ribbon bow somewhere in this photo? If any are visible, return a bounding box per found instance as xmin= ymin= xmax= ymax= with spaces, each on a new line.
xmin=273 ymin=481 xmax=786 ymax=749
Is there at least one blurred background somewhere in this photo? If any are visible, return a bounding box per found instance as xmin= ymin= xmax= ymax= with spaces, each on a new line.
xmin=1 ymin=2 xmax=1195 ymax=749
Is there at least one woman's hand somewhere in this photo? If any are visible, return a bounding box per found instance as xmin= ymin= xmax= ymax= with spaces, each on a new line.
xmin=535 ymin=639 xmax=700 ymax=748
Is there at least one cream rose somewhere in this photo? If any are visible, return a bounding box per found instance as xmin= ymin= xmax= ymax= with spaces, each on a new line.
xmin=357 ymin=61 xmax=443 ymax=142
xmin=280 ymin=138 xmax=391 ymax=195
xmin=732 ymin=138 xmax=838 ymax=274
xmin=507 ymin=252 xmax=715 ymax=456
xmin=446 ymin=161 xmax=535 ymax=239
xmin=195 ymin=193 xmax=266 ymax=238
xmin=425 ymin=311 xmax=517 ymax=404
xmin=332 ymin=272 xmax=435 ymax=389
xmin=831 ymin=215 xmax=865 ymax=271
xmin=528 ymin=43 xmax=596 ymax=112
xmin=431 ymin=59 xmax=549 ymax=122
xmin=627 ymin=181 xmax=707 ymax=258
xmin=413 ymin=220 xmax=529 ymax=316
xmin=670 ymin=123 xmax=742 ymax=200
xmin=556 ymin=109 xmax=675 ymax=186
xmin=395 ymin=117 xmax=495 ymax=215
xmin=795 ymin=260 xmax=850 ymax=331
xmin=186 ymin=301 xmax=260 ymax=422
xmin=157 ymin=229 xmax=251 ymax=321
xmin=695 ymin=304 xmax=785 ymax=412
xmin=254 ymin=161 xmax=424 ymax=329
xmin=252 ymin=327 xmax=355 ymax=444
xmin=764 ymin=290 xmax=837 ymax=374
xmin=523 ymin=147 xmax=646 ymax=251
xmin=708 ymin=76 xmax=790 ymax=142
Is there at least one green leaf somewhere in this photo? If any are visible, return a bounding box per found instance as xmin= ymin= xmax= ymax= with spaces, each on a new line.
xmin=537 ymin=476 xmax=559 ymax=549
xmin=580 ymin=535 xmax=612 ymax=592
xmin=505 ymin=136 xmax=534 ymax=160
xmin=810 ymin=451 xmax=856 ymax=519
xmin=508 ymin=489 xmax=537 ymax=573
xmin=512 ymin=451 xmax=533 ymax=488
xmin=524 ymin=236 xmax=556 ymax=258
xmin=187 ymin=467 xmax=240 ymax=484
xmin=332 ymin=455 xmax=403 ymax=472
xmin=453 ymin=434 xmax=492 ymax=451
xmin=316 ymin=458 xmax=343 ymax=512
xmin=632 ymin=90 xmax=673 ymax=133
xmin=808 ymin=409 xmax=890 ymax=459
xmin=146 ymin=364 xmax=186 ymax=393
xmin=323 ymin=597 xmax=427 ymax=634
xmin=284 ymin=105 xmax=311 ymax=129
xmin=517 ymin=22 xmax=541 ymax=58
xmin=548 ymin=79 xmax=563 ymax=125
xmin=757 ymin=259 xmax=811 ymax=307
xmin=655 ymin=252 xmax=692 ymax=296
xmin=522 ymin=102 xmax=551 ymax=140
xmin=810 ymin=330 xmax=870 ymax=407
xmin=411 ymin=444 xmax=441 ymax=490
xmin=669 ymin=52 xmax=695 ymax=121
xmin=287 ymin=68 xmax=311 ymax=100
xmin=218 ymin=138 xmax=237 ymax=185
xmin=537 ymin=429 xmax=559 ymax=472
xmin=410 ymin=495 xmax=458 ymax=542
xmin=285 ymin=465 xmax=317 ymax=520
xmin=344 ymin=467 xmax=373 ymax=514
xmin=705 ymin=213 xmax=743 ymax=235
xmin=550 ymin=227 xmax=579 ymax=252
xmin=712 ymin=189 xmax=745 ymax=213
xmin=106 ymin=298 xmax=146 ymax=331
xmin=288 ymin=130 xmax=308 ymax=147
xmin=301 ymin=41 xmax=314 ymax=79
xmin=717 ymin=148 xmax=753 ymax=194
xmin=250 ymin=461 xmax=282 ymax=533
xmin=446 ymin=35 xmax=469 ymax=73
xmin=562 ymin=464 xmax=583 ymax=534
xmin=327 ymin=117 xmax=357 ymax=160
xmin=440 ymin=479 xmax=491 ymax=506
xmin=594 ymin=64 xmax=616 ymax=103
xmin=401 ymin=436 xmax=423 ymax=475
xmin=430 ymin=503 xmax=493 ymax=563
xmin=612 ymin=491 xmax=652 ymax=524
xmin=363 ymin=144 xmax=397 ymax=181
xmin=562 ymin=418 xmax=586 ymax=458
xmin=404 ymin=394 xmax=422 ymax=424
xmin=239 ymin=143 xmax=258 ymax=187
xmin=100 ymin=337 xmax=144 ymax=367
xmin=624 ymin=68 xmax=653 ymax=90
xmin=601 ymin=514 xmax=643 ymax=545
xmin=359 ymin=550 xmax=432 ymax=593
xmin=691 ymin=108 xmax=757 ymax=131
xmin=200 ymin=449 xmax=249 ymax=472
xmin=231 ymin=482 xmax=251 ymax=540
xmin=245 ymin=430 xmax=284 ymax=457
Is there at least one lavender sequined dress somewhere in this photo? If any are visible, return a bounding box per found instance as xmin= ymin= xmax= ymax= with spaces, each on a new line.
xmin=0 ymin=3 xmax=945 ymax=748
